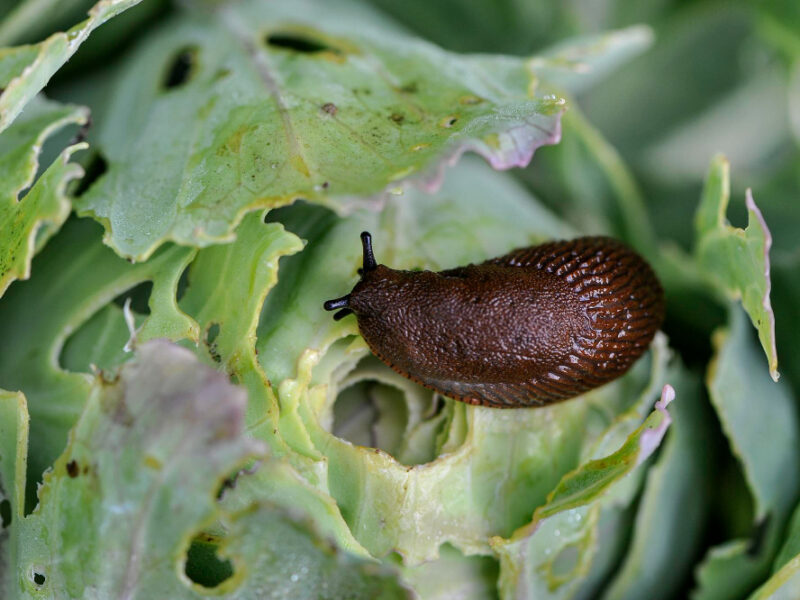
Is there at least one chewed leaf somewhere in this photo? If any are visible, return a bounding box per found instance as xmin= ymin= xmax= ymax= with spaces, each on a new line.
xmin=0 ymin=96 xmax=87 ymax=298
xmin=0 ymin=0 xmax=141 ymax=133
xmin=0 ymin=218 xmax=197 ymax=493
xmin=74 ymin=0 xmax=564 ymax=260
xmin=694 ymin=155 xmax=778 ymax=381
xmin=218 ymin=502 xmax=410 ymax=599
xmin=4 ymin=340 xmax=260 ymax=597
xmin=491 ymin=385 xmax=673 ymax=600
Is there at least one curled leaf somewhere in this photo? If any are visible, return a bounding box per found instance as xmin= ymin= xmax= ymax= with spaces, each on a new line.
xmin=694 ymin=155 xmax=778 ymax=381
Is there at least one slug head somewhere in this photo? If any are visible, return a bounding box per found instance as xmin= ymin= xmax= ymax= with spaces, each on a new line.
xmin=323 ymin=231 xmax=389 ymax=321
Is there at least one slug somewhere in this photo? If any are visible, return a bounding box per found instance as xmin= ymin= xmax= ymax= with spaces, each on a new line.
xmin=323 ymin=233 xmax=664 ymax=408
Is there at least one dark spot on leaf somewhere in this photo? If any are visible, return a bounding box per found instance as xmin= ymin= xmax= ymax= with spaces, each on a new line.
xmin=113 ymin=281 xmax=153 ymax=315
xmin=185 ymin=537 xmax=234 ymax=588
xmin=321 ymin=181 xmax=329 ymax=189
xmin=66 ymin=460 xmax=79 ymax=478
xmin=400 ymin=82 xmax=418 ymax=93
xmin=266 ymin=32 xmax=336 ymax=54
xmin=163 ymin=46 xmax=198 ymax=89
xmin=73 ymin=152 xmax=107 ymax=197
xmin=390 ymin=113 xmax=404 ymax=124
xmin=0 ymin=499 xmax=11 ymax=528
xmin=206 ymin=323 xmax=222 ymax=363
xmin=213 ymin=68 xmax=231 ymax=82
xmin=33 ymin=572 xmax=45 ymax=586
xmin=321 ymin=102 xmax=337 ymax=115
xmin=440 ymin=115 xmax=458 ymax=128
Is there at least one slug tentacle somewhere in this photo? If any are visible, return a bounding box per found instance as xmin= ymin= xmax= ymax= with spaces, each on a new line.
xmin=323 ymin=233 xmax=665 ymax=408
xmin=360 ymin=231 xmax=377 ymax=272
xmin=323 ymin=295 xmax=350 ymax=311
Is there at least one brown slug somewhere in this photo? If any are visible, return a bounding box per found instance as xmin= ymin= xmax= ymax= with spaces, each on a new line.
xmin=323 ymin=233 xmax=664 ymax=408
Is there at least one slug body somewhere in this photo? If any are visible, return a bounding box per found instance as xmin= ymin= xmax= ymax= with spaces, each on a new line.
xmin=324 ymin=233 xmax=664 ymax=408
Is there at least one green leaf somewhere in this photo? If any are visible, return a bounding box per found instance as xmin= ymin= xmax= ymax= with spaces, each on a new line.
xmin=602 ymin=365 xmax=712 ymax=600
xmin=74 ymin=0 xmax=565 ymax=260
xmin=0 ymin=217 xmax=196 ymax=499
xmin=1 ymin=339 xmax=408 ymax=598
xmin=174 ymin=210 xmax=377 ymax=558
xmin=491 ymin=384 xmax=674 ymax=600
xmin=217 ymin=501 xmax=409 ymax=600
xmin=0 ymin=0 xmax=141 ymax=133
xmin=694 ymin=155 xmax=779 ymax=381
xmin=178 ymin=213 xmax=303 ymax=439
xmin=5 ymin=339 xmax=260 ymax=597
xmin=692 ymin=305 xmax=800 ymax=600
xmin=0 ymin=95 xmax=87 ymax=298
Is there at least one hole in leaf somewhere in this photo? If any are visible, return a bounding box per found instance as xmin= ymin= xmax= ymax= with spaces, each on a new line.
xmin=176 ymin=264 xmax=191 ymax=302
xmin=0 ymin=499 xmax=11 ymax=528
xmin=163 ymin=46 xmax=198 ymax=89
xmin=439 ymin=115 xmax=458 ymax=128
xmin=431 ymin=394 xmax=446 ymax=417
xmin=206 ymin=323 xmax=220 ymax=344
xmin=73 ymin=152 xmax=108 ymax=197
xmin=32 ymin=572 xmax=45 ymax=586
xmin=60 ymin=303 xmax=137 ymax=373
xmin=113 ymin=281 xmax=153 ymax=315
xmin=185 ymin=537 xmax=234 ymax=588
xmin=333 ymin=380 xmax=409 ymax=457
xmin=266 ymin=32 xmax=335 ymax=54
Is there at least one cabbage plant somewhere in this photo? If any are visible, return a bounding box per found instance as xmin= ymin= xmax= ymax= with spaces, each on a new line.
xmin=0 ymin=0 xmax=798 ymax=598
